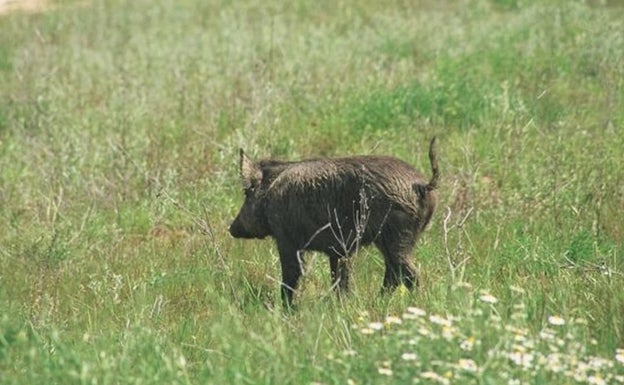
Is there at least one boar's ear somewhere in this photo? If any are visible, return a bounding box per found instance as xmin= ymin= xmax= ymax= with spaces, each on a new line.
xmin=239 ymin=149 xmax=261 ymax=189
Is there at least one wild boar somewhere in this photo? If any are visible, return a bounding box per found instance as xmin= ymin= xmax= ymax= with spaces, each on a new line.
xmin=229 ymin=137 xmax=439 ymax=307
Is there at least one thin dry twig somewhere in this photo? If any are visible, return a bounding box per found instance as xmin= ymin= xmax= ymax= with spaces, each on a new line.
xmin=443 ymin=206 xmax=473 ymax=283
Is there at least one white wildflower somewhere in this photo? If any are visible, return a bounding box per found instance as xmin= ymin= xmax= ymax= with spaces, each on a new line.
xmin=588 ymin=356 xmax=613 ymax=370
xmin=479 ymin=293 xmax=498 ymax=304
xmin=539 ymin=329 xmax=556 ymax=341
xmin=457 ymin=358 xmax=478 ymax=372
xmin=406 ymin=306 xmax=427 ymax=317
xmin=378 ymin=367 xmax=393 ymax=376
xmin=417 ymin=326 xmax=432 ymax=337
xmin=460 ymin=336 xmax=476 ymax=351
xmin=547 ymin=315 xmax=566 ymax=326
xmin=420 ymin=371 xmax=450 ymax=385
xmin=509 ymin=285 xmax=526 ymax=294
xmin=587 ymin=374 xmax=607 ymax=385
xmin=442 ymin=325 xmax=456 ymax=340
xmin=544 ymin=353 xmax=566 ymax=373
xmin=616 ymin=349 xmax=624 ymax=365
xmin=508 ymin=351 xmax=534 ymax=368
xmin=429 ymin=314 xmax=452 ymax=327
xmin=368 ymin=322 xmax=384 ymax=331
xmin=385 ymin=316 xmax=403 ymax=325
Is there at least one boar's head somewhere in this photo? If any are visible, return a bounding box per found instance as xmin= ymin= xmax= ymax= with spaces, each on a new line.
xmin=229 ymin=149 xmax=272 ymax=239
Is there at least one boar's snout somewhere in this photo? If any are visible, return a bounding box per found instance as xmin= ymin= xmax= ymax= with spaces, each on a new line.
xmin=228 ymin=217 xmax=248 ymax=238
xmin=228 ymin=213 xmax=269 ymax=239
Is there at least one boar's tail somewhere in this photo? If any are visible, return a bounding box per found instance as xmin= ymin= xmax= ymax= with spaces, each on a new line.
xmin=426 ymin=136 xmax=439 ymax=191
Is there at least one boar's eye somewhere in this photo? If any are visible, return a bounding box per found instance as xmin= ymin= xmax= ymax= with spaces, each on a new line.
xmin=244 ymin=186 xmax=255 ymax=197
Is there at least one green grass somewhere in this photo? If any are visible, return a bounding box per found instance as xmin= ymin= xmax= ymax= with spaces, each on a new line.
xmin=1 ymin=0 xmax=624 ymax=384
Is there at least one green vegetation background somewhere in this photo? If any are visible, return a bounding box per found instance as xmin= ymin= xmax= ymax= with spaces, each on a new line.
xmin=1 ymin=0 xmax=623 ymax=384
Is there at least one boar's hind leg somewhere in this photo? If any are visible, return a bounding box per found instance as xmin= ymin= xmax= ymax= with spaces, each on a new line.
xmin=328 ymin=252 xmax=350 ymax=293
xmin=375 ymin=210 xmax=419 ymax=292
xmin=277 ymin=240 xmax=303 ymax=308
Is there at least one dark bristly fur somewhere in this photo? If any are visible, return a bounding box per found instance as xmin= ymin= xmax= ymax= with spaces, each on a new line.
xmin=229 ymin=137 xmax=439 ymax=308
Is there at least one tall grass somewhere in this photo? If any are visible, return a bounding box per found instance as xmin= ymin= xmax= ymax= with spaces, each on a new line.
xmin=1 ymin=0 xmax=623 ymax=384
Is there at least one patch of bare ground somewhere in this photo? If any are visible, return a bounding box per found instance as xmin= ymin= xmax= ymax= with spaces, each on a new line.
xmin=0 ymin=0 xmax=52 ymax=15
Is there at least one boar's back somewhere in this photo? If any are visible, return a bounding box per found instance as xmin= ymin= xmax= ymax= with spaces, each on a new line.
xmin=263 ymin=156 xmax=429 ymax=249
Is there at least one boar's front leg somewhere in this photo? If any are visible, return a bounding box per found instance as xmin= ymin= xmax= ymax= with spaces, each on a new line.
xmin=276 ymin=239 xmax=303 ymax=308
xmin=328 ymin=252 xmax=350 ymax=293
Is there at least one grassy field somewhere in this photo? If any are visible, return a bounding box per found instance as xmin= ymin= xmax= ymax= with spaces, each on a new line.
xmin=1 ymin=0 xmax=624 ymax=383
